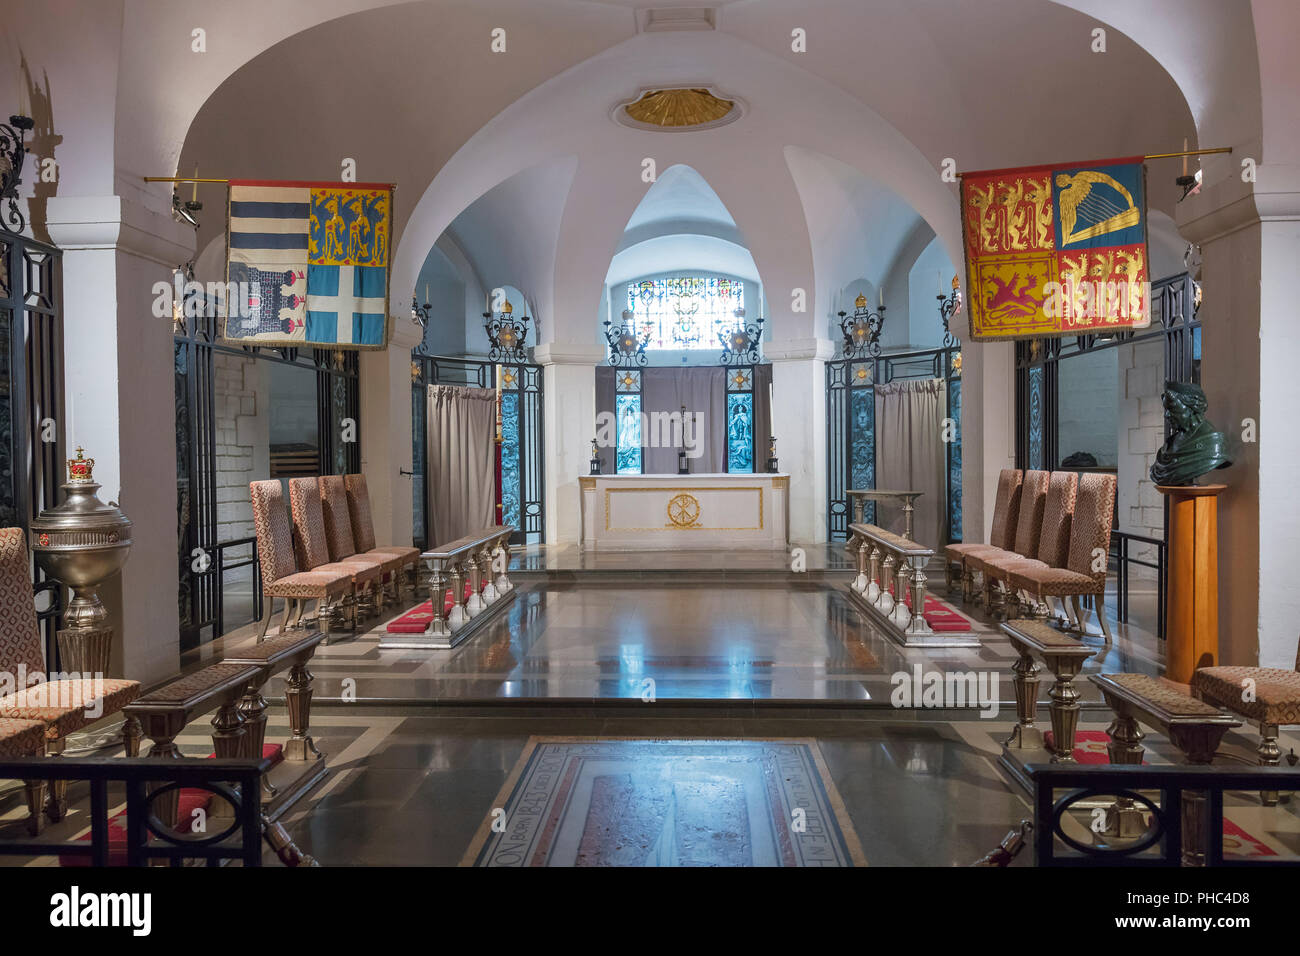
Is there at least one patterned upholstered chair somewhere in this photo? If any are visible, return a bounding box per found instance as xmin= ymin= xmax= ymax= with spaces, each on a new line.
xmin=1007 ymin=473 xmax=1118 ymax=643
xmin=288 ymin=477 xmax=386 ymax=620
xmin=0 ymin=528 xmax=141 ymax=834
xmin=967 ymin=469 xmax=1049 ymax=613
xmin=343 ymin=474 xmax=421 ymax=595
xmin=943 ymin=468 xmax=1022 ymax=601
xmin=978 ymin=471 xmax=1078 ymax=620
xmin=319 ymin=475 xmax=405 ymax=605
xmin=0 ymin=717 xmax=47 ymax=833
xmin=250 ymin=480 xmax=355 ymax=640
xmin=1192 ymin=639 xmax=1300 ymax=805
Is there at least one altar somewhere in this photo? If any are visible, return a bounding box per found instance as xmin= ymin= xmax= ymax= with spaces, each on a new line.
xmin=579 ymin=473 xmax=789 ymax=551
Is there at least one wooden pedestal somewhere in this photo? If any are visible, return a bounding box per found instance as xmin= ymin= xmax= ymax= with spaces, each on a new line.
xmin=1158 ymin=484 xmax=1226 ymax=683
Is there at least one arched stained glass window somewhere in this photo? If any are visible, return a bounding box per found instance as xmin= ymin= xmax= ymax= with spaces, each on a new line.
xmin=626 ymin=276 xmax=744 ymax=350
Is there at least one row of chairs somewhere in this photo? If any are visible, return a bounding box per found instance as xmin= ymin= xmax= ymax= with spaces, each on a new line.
xmin=943 ymin=468 xmax=1117 ymax=641
xmin=250 ymin=474 xmax=421 ymax=640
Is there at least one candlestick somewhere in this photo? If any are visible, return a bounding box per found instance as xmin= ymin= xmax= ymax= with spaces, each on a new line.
xmin=1182 ymin=137 xmax=1188 ymax=177
xmin=878 ymin=286 xmax=883 ymax=308
xmin=191 ymin=165 xmax=198 ymax=203
xmin=424 ymin=282 xmax=430 ymax=304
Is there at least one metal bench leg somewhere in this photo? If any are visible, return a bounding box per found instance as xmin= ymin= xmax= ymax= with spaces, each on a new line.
xmin=123 ymin=715 xmax=142 ymax=757
xmin=284 ymin=662 xmax=321 ymax=762
xmin=1259 ymin=722 xmax=1281 ymax=806
xmin=1004 ymin=648 xmax=1041 ymax=750
xmin=1101 ymin=714 xmax=1149 ymax=842
xmin=23 ymin=780 xmax=47 ymax=836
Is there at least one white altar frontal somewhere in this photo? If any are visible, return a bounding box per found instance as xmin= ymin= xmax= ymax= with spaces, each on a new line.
xmin=580 ymin=473 xmax=789 ymax=551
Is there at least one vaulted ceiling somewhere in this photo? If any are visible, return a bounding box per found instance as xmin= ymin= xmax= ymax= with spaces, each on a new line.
xmin=14 ymin=0 xmax=1259 ymax=341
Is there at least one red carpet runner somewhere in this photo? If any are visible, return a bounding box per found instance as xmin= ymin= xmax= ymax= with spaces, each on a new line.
xmin=386 ymin=583 xmax=477 ymax=633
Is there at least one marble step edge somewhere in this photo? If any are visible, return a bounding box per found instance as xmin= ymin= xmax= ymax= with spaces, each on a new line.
xmin=300 ymin=695 xmax=1115 ymax=720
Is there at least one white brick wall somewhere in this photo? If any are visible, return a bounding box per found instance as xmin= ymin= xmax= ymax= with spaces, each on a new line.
xmin=212 ymin=354 xmax=270 ymax=583
xmin=1116 ymin=338 xmax=1166 ymax=569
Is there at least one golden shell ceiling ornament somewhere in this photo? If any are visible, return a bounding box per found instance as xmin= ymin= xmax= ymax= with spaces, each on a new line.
xmin=615 ymin=87 xmax=743 ymax=131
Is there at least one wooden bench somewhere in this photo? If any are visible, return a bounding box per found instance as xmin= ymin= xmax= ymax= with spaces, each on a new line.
xmin=1090 ymin=672 xmax=1242 ymax=866
xmin=123 ymin=663 xmax=264 ymax=831
xmin=845 ymin=522 xmax=977 ymax=648
xmin=1001 ymin=619 xmax=1095 ymax=762
xmin=222 ymin=629 xmax=326 ymax=804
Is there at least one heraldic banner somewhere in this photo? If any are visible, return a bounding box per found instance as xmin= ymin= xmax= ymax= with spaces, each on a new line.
xmin=222 ymin=180 xmax=393 ymax=349
xmin=961 ymin=156 xmax=1150 ymax=340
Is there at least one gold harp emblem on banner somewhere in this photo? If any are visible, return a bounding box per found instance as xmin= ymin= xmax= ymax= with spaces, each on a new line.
xmin=1055 ymin=170 xmax=1141 ymax=245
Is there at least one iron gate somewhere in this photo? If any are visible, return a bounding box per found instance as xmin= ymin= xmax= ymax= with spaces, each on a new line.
xmin=826 ymin=346 xmax=963 ymax=543
xmin=411 ymin=354 xmax=544 ymax=548
xmin=0 ymin=219 xmax=66 ymax=665
xmin=174 ymin=294 xmax=360 ymax=648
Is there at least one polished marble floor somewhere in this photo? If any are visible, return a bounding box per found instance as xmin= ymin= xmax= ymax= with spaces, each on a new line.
xmin=193 ymin=570 xmax=1163 ymax=707
xmin=10 ymin=708 xmax=1298 ymax=867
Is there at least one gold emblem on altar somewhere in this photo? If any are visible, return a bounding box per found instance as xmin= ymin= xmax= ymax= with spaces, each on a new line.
xmin=666 ymin=493 xmax=701 ymax=528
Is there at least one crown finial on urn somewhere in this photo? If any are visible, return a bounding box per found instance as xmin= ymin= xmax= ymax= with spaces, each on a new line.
xmin=67 ymin=446 xmax=96 ymax=483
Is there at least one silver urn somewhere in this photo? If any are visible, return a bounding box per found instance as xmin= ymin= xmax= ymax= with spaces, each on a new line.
xmin=30 ymin=448 xmax=132 ymax=673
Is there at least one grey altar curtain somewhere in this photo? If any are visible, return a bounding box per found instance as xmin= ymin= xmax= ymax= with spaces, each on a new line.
xmin=874 ymin=378 xmax=948 ymax=547
xmin=751 ymin=363 xmax=772 ymax=470
xmin=641 ymin=367 xmax=726 ymax=474
xmin=426 ymin=385 xmax=496 ymax=546
xmin=594 ymin=366 xmax=617 ymax=476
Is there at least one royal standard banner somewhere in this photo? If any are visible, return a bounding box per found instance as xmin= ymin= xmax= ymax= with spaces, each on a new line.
xmin=222 ymin=180 xmax=393 ymax=349
xmin=961 ymin=156 xmax=1150 ymax=340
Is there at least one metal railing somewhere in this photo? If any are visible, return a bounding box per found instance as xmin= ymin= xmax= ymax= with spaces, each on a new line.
xmin=0 ymin=755 xmax=269 ymax=866
xmin=1030 ymin=763 xmax=1300 ymax=867
xmin=1110 ymin=529 xmax=1166 ymax=639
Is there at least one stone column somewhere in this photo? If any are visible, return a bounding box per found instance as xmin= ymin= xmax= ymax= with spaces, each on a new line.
xmin=46 ymin=195 xmax=193 ymax=686
xmin=1179 ymin=165 xmax=1300 ymax=667
xmin=360 ymin=312 xmax=423 ymax=549
xmin=535 ymin=343 xmax=605 ymax=546
xmin=765 ymin=337 xmax=834 ymax=545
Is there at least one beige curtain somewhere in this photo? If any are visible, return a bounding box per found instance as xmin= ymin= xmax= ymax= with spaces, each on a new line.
xmin=874 ymin=378 xmax=947 ymax=547
xmin=641 ymin=367 xmax=726 ymax=474
xmin=427 ymin=385 xmax=496 ymax=546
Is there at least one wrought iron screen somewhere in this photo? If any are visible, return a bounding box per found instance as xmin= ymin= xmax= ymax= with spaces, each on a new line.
xmin=0 ymin=228 xmax=65 ymax=665
xmin=826 ymin=346 xmax=963 ymax=542
xmin=1013 ymin=271 xmax=1201 ymax=641
xmin=174 ymin=294 xmax=359 ymax=648
xmin=411 ymin=354 xmax=544 ymax=547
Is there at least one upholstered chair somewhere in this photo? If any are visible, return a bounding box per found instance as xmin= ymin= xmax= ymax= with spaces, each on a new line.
xmin=318 ymin=475 xmax=405 ymax=604
xmin=250 ymin=480 xmax=355 ymax=640
xmin=0 ymin=528 xmax=141 ymax=834
xmin=288 ymin=477 xmax=386 ymax=622
xmin=343 ymin=474 xmax=421 ymax=594
xmin=943 ymin=468 xmax=1022 ymax=600
xmin=1007 ymin=473 xmax=1118 ymax=643
xmin=967 ymin=469 xmax=1049 ymax=612
xmin=979 ymin=470 xmax=1078 ymax=619
xmin=1192 ymin=637 xmax=1300 ymax=805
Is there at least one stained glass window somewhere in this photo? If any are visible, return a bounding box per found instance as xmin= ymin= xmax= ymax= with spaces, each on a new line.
xmin=615 ymin=393 xmax=642 ymax=474
xmin=1028 ymin=365 xmax=1044 ymax=470
xmin=726 ymin=392 xmax=754 ymax=472
xmin=501 ymin=391 xmax=520 ymax=529
xmin=626 ymin=276 xmax=744 ymax=350
xmin=849 ymin=386 xmax=875 ymax=524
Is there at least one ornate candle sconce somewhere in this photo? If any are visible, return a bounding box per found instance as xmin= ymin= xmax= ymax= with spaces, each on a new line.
xmin=839 ymin=293 xmax=886 ymax=359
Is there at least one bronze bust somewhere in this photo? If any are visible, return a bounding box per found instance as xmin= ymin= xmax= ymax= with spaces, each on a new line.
xmin=1149 ymin=381 xmax=1231 ymax=486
